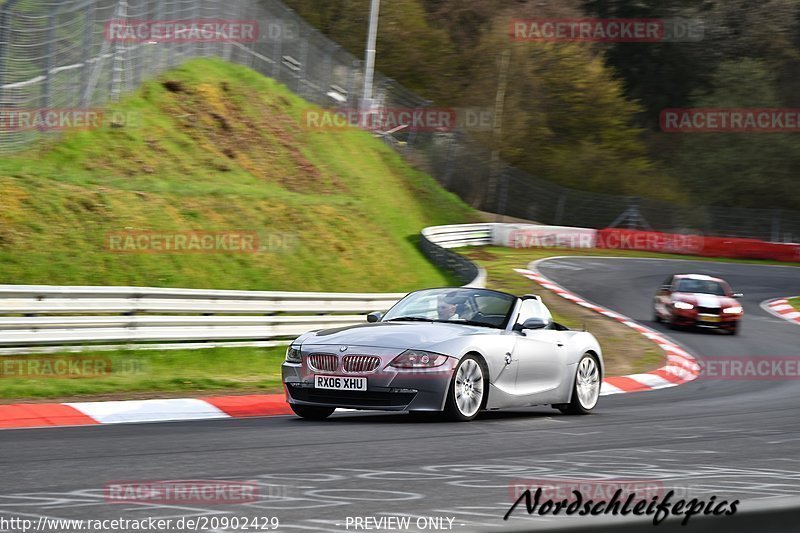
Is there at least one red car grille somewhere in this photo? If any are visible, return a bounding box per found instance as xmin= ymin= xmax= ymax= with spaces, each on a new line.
xmin=308 ymin=354 xmax=338 ymax=372
xmin=343 ymin=355 xmax=381 ymax=373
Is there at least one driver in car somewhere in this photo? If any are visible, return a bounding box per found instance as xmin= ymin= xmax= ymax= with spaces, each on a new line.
xmin=437 ymin=294 xmax=461 ymax=321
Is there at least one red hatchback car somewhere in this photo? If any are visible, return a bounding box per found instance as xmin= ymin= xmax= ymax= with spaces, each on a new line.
xmin=653 ymin=274 xmax=744 ymax=334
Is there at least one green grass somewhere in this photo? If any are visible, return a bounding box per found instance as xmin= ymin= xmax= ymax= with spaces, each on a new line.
xmin=790 ymin=297 xmax=800 ymax=311
xmin=0 ymin=346 xmax=286 ymax=400
xmin=0 ymin=57 xmax=475 ymax=291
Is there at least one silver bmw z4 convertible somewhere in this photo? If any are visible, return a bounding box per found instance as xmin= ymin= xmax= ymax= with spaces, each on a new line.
xmin=282 ymin=287 xmax=603 ymax=421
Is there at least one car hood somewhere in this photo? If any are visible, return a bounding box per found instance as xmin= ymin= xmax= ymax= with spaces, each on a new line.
xmin=673 ymin=292 xmax=738 ymax=308
xmin=300 ymin=321 xmax=486 ymax=349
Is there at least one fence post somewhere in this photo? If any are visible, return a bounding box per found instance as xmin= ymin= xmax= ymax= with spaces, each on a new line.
xmin=554 ymin=193 xmax=567 ymax=225
xmin=442 ymin=133 xmax=456 ymax=189
xmin=0 ymin=9 xmax=8 ymax=107
xmin=166 ymin=0 xmax=176 ymax=68
xmin=296 ymin=25 xmax=308 ymax=97
xmin=108 ymin=0 xmax=126 ymax=101
xmin=79 ymin=2 xmax=96 ymax=107
xmin=42 ymin=11 xmax=57 ymax=110
xmin=271 ymin=17 xmax=283 ymax=79
xmin=496 ymin=169 xmax=509 ymax=220
xmin=321 ymin=43 xmax=334 ymax=107
xmin=771 ymin=210 xmax=781 ymax=242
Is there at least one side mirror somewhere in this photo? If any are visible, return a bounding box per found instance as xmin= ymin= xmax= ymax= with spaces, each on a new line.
xmin=366 ymin=311 xmax=383 ymax=323
xmin=732 ymin=292 xmax=744 ymax=299
xmin=521 ymin=317 xmax=548 ymax=330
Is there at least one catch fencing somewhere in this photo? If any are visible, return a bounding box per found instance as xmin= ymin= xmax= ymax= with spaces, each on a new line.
xmin=0 ymin=0 xmax=799 ymax=240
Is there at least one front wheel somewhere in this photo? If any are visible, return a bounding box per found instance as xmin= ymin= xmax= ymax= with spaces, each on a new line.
xmin=290 ymin=404 xmax=335 ymax=420
xmin=444 ymin=355 xmax=486 ymax=421
xmin=653 ymin=307 xmax=662 ymax=323
xmin=558 ymin=353 xmax=601 ymax=415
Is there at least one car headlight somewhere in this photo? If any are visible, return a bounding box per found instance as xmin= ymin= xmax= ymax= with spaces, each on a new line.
xmin=723 ymin=306 xmax=743 ymax=314
xmin=285 ymin=345 xmax=302 ymax=363
xmin=389 ymin=350 xmax=449 ymax=368
xmin=673 ymin=301 xmax=694 ymax=310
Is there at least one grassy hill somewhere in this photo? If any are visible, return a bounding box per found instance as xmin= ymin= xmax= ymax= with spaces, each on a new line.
xmin=0 ymin=58 xmax=474 ymax=291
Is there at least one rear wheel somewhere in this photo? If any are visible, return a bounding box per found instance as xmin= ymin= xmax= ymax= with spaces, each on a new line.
xmin=558 ymin=353 xmax=601 ymax=415
xmin=290 ymin=404 xmax=335 ymax=420
xmin=444 ymin=355 xmax=485 ymax=421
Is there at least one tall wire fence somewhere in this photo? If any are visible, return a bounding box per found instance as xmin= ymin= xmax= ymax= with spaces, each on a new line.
xmin=0 ymin=0 xmax=798 ymax=242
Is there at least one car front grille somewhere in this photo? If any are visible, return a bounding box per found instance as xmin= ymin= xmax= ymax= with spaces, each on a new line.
xmin=308 ymin=353 xmax=338 ymax=372
xmin=343 ymin=355 xmax=381 ymax=373
xmin=696 ymin=306 xmax=720 ymax=314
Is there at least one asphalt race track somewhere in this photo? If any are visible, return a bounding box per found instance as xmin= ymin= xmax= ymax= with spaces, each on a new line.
xmin=1 ymin=257 xmax=800 ymax=532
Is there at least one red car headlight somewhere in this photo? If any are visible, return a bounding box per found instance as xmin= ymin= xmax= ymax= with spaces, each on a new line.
xmin=389 ymin=350 xmax=450 ymax=368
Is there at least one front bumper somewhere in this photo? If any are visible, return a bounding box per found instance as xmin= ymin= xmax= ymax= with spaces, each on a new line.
xmin=281 ymin=351 xmax=457 ymax=412
xmin=671 ymin=308 xmax=741 ymax=329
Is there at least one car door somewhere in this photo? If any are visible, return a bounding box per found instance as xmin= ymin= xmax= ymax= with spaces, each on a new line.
xmin=512 ymin=330 xmax=565 ymax=399
xmin=508 ymin=298 xmax=565 ymax=400
xmin=490 ymin=332 xmax=521 ymax=398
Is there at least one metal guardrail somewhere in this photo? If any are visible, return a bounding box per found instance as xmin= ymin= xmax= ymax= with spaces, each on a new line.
xmin=420 ymin=223 xmax=491 ymax=287
xmin=0 ymin=223 xmax=492 ymax=353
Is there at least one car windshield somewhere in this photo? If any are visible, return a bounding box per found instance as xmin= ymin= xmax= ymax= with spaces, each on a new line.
xmin=382 ymin=288 xmax=516 ymax=329
xmin=676 ymin=279 xmax=727 ymax=296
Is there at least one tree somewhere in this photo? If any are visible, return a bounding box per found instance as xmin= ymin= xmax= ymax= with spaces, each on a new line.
xmin=672 ymin=59 xmax=800 ymax=209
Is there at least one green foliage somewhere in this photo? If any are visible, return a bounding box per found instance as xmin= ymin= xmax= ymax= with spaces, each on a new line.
xmin=672 ymin=59 xmax=800 ymax=208
xmin=0 ymin=58 xmax=475 ymax=290
xmin=286 ymin=0 xmax=800 ymax=210
xmin=283 ymin=0 xmax=680 ymax=201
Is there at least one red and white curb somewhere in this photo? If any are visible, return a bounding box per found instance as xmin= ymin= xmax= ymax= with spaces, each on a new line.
xmin=0 ymin=394 xmax=291 ymax=430
xmin=514 ymin=267 xmax=700 ymax=395
xmin=763 ymin=297 xmax=800 ymax=326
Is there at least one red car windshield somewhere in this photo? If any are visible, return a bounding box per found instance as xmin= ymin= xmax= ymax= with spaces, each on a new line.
xmin=675 ymin=279 xmax=727 ymax=296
